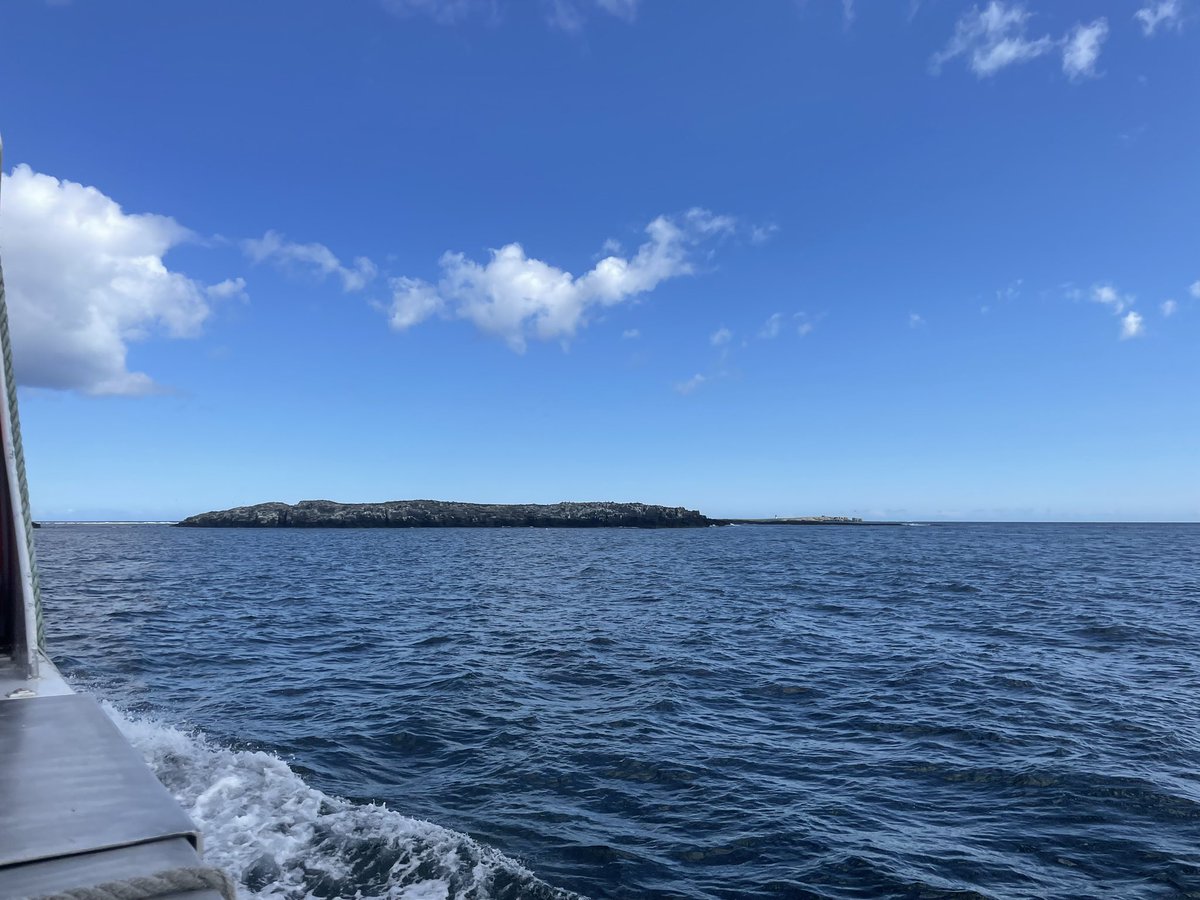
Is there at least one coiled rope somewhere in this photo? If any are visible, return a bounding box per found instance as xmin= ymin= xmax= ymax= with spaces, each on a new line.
xmin=29 ymin=865 xmax=238 ymax=900
xmin=0 ymin=266 xmax=44 ymax=649
xmin=0 ymin=136 xmax=44 ymax=650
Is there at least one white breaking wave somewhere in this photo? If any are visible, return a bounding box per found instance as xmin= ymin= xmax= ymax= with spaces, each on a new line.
xmin=102 ymin=703 xmax=570 ymax=900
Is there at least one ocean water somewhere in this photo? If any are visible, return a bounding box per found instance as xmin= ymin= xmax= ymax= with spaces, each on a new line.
xmin=32 ymin=522 xmax=1200 ymax=899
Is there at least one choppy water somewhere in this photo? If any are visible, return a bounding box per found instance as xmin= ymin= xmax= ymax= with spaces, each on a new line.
xmin=32 ymin=523 xmax=1200 ymax=899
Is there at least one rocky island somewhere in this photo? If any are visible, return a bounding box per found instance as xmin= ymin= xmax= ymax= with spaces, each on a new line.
xmin=176 ymin=499 xmax=713 ymax=529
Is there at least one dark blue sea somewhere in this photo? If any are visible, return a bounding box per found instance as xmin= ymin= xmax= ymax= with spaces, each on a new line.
xmin=32 ymin=523 xmax=1200 ymax=899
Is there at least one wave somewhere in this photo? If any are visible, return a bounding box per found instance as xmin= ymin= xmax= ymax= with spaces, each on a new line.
xmin=102 ymin=703 xmax=579 ymax=900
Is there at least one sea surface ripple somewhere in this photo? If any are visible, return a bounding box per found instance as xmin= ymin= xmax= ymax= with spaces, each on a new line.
xmin=33 ymin=523 xmax=1200 ymax=899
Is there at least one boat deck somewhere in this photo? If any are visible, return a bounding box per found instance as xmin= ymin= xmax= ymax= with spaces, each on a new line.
xmin=0 ymin=680 xmax=222 ymax=899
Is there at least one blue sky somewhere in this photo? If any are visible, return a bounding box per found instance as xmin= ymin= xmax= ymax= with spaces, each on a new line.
xmin=1 ymin=0 xmax=1197 ymax=521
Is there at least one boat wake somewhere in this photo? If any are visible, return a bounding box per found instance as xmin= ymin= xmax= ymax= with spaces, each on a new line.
xmin=102 ymin=704 xmax=578 ymax=900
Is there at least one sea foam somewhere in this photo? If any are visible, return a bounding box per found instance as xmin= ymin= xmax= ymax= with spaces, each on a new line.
xmin=101 ymin=703 xmax=575 ymax=900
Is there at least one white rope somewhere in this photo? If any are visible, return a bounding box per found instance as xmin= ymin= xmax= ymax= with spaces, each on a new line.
xmin=0 ymin=134 xmax=45 ymax=651
xmin=29 ymin=865 xmax=239 ymax=900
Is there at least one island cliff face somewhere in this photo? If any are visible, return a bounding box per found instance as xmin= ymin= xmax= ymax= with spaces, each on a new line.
xmin=176 ymin=499 xmax=713 ymax=529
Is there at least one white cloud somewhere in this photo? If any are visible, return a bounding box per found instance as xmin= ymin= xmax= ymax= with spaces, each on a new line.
xmin=710 ymin=326 xmax=732 ymax=346
xmin=1120 ymin=310 xmax=1145 ymax=339
xmin=795 ymin=313 xmax=816 ymax=336
xmin=1135 ymin=0 xmax=1183 ymax=36
xmin=758 ymin=313 xmax=783 ymax=339
xmin=674 ymin=373 xmax=707 ymax=395
xmin=0 ymin=165 xmax=230 ymax=395
xmin=1161 ymin=299 xmax=1178 ymax=317
xmin=595 ymin=0 xmax=638 ymax=21
xmin=380 ymin=0 xmax=496 ymax=24
xmin=842 ymin=0 xmax=855 ymax=27
xmin=997 ymin=279 xmax=1023 ymax=301
xmin=547 ymin=0 xmax=638 ymax=30
xmin=1091 ymin=283 xmax=1134 ymax=314
xmin=621 ymin=328 xmax=640 ymax=339
xmin=1062 ymin=19 xmax=1108 ymax=81
xmin=909 ymin=312 xmax=926 ymax=327
xmin=750 ymin=223 xmax=779 ymax=244
xmin=206 ymin=277 xmax=248 ymax=302
xmin=1190 ymin=280 xmax=1200 ymax=299
xmin=386 ymin=277 xmax=444 ymax=330
xmin=383 ymin=0 xmax=639 ymax=28
xmin=243 ymin=231 xmax=376 ymax=292
xmin=384 ymin=209 xmax=734 ymax=351
xmin=930 ymin=2 xmax=1053 ymax=77
xmin=546 ymin=0 xmax=586 ymax=30
xmin=1086 ymin=282 xmax=1152 ymax=339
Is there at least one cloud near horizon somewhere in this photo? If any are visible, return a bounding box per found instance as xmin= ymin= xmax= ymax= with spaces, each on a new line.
xmin=0 ymin=165 xmax=235 ymax=395
xmin=384 ymin=209 xmax=736 ymax=351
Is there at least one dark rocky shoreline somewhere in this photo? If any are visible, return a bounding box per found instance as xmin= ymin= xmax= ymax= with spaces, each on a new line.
xmin=176 ymin=499 xmax=713 ymax=529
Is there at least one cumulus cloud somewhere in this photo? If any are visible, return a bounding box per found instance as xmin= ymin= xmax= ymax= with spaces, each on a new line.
xmin=1120 ymin=310 xmax=1145 ymax=339
xmin=384 ymin=209 xmax=735 ymax=351
xmin=1135 ymin=0 xmax=1183 ymax=36
xmin=1161 ymin=299 xmax=1178 ymax=317
xmin=0 ymin=165 xmax=232 ymax=395
xmin=1062 ymin=19 xmax=1108 ymax=80
xmin=242 ymin=231 xmax=376 ymax=292
xmin=386 ymin=277 xmax=444 ymax=330
xmin=710 ymin=326 xmax=732 ymax=346
xmin=930 ymin=2 xmax=1053 ymax=77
